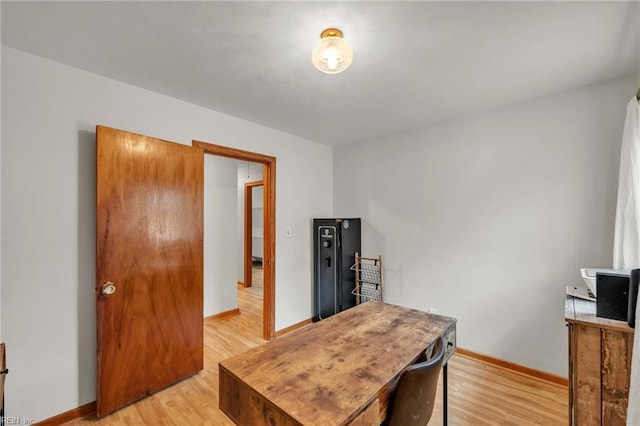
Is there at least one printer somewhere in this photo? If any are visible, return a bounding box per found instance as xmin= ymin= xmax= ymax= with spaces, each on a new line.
xmin=580 ymin=268 xmax=639 ymax=326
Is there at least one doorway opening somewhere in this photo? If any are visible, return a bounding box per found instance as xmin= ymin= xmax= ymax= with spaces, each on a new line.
xmin=194 ymin=140 xmax=276 ymax=340
xmin=244 ymin=180 xmax=264 ymax=288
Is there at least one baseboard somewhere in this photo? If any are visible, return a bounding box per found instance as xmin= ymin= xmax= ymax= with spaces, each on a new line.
xmin=205 ymin=308 xmax=241 ymax=322
xmin=275 ymin=318 xmax=313 ymax=337
xmin=36 ymin=401 xmax=95 ymax=425
xmin=456 ymin=347 xmax=568 ymax=386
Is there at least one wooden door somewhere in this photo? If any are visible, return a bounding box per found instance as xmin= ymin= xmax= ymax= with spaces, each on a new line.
xmin=96 ymin=126 xmax=204 ymax=416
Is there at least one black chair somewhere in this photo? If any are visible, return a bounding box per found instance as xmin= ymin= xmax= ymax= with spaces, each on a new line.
xmin=384 ymin=337 xmax=446 ymax=426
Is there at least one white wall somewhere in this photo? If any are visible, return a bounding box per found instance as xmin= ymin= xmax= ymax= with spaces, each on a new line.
xmin=204 ymin=156 xmax=239 ymax=317
xmin=333 ymin=73 xmax=639 ymax=377
xmin=1 ymin=47 xmax=333 ymax=421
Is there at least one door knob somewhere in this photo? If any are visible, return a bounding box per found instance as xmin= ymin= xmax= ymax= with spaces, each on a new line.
xmin=101 ymin=281 xmax=117 ymax=296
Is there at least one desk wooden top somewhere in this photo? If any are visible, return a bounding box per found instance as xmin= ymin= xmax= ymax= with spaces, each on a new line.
xmin=565 ymin=296 xmax=633 ymax=333
xmin=219 ymin=301 xmax=456 ymax=426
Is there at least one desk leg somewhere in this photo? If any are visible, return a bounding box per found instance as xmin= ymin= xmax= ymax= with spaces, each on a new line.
xmin=443 ymin=363 xmax=448 ymax=426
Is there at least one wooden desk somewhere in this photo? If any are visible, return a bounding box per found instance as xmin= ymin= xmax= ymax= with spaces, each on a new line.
xmin=219 ymin=301 xmax=457 ymax=426
xmin=565 ymin=296 xmax=634 ymax=425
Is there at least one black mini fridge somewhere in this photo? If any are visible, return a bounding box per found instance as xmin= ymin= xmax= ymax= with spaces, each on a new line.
xmin=313 ymin=218 xmax=361 ymax=321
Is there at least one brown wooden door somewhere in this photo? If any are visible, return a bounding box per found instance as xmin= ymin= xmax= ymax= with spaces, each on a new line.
xmin=96 ymin=126 xmax=204 ymax=416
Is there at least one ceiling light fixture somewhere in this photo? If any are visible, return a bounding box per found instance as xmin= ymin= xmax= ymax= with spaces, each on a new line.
xmin=312 ymin=28 xmax=353 ymax=74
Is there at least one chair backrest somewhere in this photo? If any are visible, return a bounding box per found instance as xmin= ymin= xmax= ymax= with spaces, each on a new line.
xmin=385 ymin=337 xmax=446 ymax=426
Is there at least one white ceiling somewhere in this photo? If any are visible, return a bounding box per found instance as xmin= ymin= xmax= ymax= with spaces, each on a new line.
xmin=2 ymin=1 xmax=639 ymax=146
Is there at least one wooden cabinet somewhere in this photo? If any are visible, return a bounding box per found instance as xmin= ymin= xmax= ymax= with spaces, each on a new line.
xmin=566 ymin=297 xmax=634 ymax=425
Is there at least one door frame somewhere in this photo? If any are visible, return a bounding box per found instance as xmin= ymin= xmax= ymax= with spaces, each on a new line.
xmin=244 ymin=181 xmax=264 ymax=288
xmin=193 ymin=140 xmax=276 ymax=340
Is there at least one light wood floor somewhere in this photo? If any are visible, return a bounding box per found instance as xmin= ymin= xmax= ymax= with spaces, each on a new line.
xmin=235 ymin=263 xmax=263 ymax=339
xmin=64 ymin=277 xmax=567 ymax=425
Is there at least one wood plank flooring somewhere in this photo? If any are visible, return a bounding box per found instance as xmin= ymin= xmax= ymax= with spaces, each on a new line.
xmin=233 ymin=263 xmax=263 ymax=340
xmin=63 ymin=275 xmax=567 ymax=425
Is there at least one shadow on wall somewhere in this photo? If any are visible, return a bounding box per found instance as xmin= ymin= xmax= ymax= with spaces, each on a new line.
xmin=78 ymin=130 xmax=97 ymax=401
xmin=361 ymin=220 xmax=395 ymax=301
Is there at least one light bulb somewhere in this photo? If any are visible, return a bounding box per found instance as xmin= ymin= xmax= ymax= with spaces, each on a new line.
xmin=325 ymin=46 xmax=339 ymax=70
xmin=312 ymin=28 xmax=353 ymax=74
